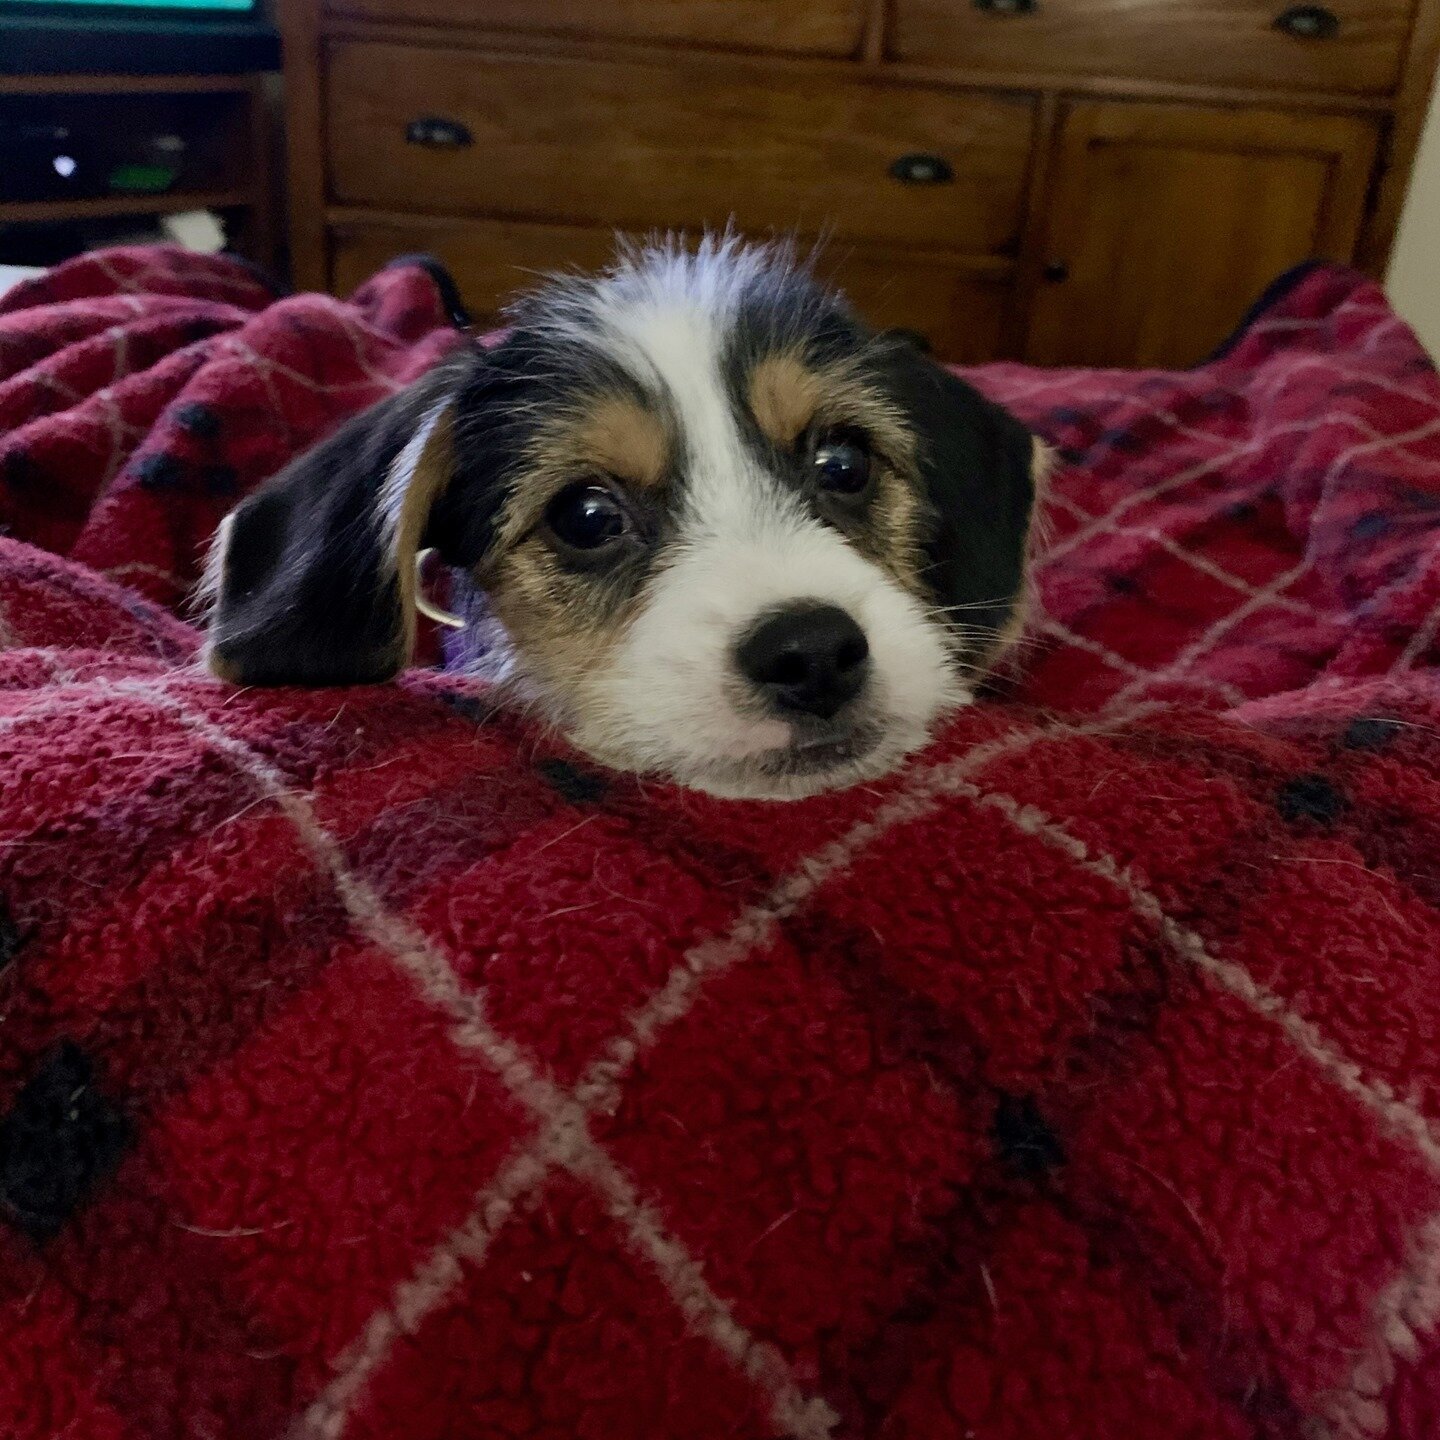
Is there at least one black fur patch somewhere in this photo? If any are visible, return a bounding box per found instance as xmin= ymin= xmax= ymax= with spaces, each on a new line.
xmin=873 ymin=339 xmax=1035 ymax=640
xmin=726 ymin=263 xmax=866 ymax=384
xmin=876 ymin=327 xmax=932 ymax=355
xmin=209 ymin=363 xmax=466 ymax=686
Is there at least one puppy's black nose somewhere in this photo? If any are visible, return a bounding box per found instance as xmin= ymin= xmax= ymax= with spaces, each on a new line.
xmin=737 ymin=604 xmax=870 ymax=720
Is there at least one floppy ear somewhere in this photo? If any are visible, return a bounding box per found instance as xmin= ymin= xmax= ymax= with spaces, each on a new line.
xmin=878 ymin=340 xmax=1045 ymax=643
xmin=203 ymin=361 xmax=467 ymax=686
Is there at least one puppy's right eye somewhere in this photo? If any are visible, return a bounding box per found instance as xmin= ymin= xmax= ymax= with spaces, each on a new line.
xmin=810 ymin=430 xmax=873 ymax=499
xmin=544 ymin=483 xmax=632 ymax=555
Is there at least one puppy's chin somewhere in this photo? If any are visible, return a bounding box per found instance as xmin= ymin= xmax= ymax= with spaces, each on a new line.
xmin=676 ymin=721 xmax=948 ymax=801
xmin=559 ymin=689 xmax=969 ymax=801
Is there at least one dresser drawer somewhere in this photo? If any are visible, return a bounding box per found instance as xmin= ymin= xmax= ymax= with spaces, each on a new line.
xmin=328 ymin=219 xmax=1012 ymax=361
xmin=324 ymin=43 xmax=1036 ymax=255
xmin=327 ymin=0 xmax=866 ymax=57
xmin=892 ymin=0 xmax=1416 ymax=95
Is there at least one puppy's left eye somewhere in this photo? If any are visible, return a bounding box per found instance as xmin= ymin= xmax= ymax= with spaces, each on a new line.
xmin=544 ymin=483 xmax=633 ymax=555
xmin=811 ymin=433 xmax=872 ymax=496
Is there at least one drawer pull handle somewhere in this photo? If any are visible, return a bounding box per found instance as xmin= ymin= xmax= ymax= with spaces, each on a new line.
xmin=1275 ymin=4 xmax=1339 ymax=38
xmin=888 ymin=153 xmax=955 ymax=185
xmin=405 ymin=116 xmax=475 ymax=149
xmin=973 ymin=0 xmax=1038 ymax=13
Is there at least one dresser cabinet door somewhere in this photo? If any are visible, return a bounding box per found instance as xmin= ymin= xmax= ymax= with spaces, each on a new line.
xmin=1023 ymin=102 xmax=1380 ymax=368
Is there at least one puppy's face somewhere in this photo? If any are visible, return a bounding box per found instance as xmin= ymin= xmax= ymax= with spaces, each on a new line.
xmin=206 ymin=239 xmax=1042 ymax=799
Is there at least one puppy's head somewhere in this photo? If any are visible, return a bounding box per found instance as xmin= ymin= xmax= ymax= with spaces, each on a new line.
xmin=206 ymin=236 xmax=1043 ymax=799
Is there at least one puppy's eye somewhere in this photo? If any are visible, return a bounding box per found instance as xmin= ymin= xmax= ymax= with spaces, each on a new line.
xmin=544 ymin=483 xmax=632 ymax=553
xmin=811 ymin=433 xmax=872 ymax=496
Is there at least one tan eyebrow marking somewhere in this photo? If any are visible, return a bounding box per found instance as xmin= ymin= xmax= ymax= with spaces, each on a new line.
xmin=566 ymin=392 xmax=671 ymax=489
xmin=748 ymin=350 xmax=824 ymax=449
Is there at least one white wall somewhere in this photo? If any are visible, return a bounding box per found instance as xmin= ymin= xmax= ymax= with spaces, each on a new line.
xmin=1388 ymin=84 xmax=1440 ymax=360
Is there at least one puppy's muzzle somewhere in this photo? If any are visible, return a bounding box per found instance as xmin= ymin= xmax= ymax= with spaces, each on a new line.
xmin=736 ymin=603 xmax=872 ymax=721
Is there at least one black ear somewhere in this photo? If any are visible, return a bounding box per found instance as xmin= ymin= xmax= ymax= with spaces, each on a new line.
xmin=878 ymin=340 xmax=1045 ymax=643
xmin=204 ymin=360 xmax=470 ymax=686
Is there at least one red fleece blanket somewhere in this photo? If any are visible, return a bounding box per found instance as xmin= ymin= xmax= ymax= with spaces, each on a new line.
xmin=1 ymin=248 xmax=1439 ymax=1440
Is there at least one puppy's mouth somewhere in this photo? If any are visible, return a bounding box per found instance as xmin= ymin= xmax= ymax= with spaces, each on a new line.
xmin=756 ymin=723 xmax=884 ymax=779
xmin=675 ymin=717 xmax=914 ymax=800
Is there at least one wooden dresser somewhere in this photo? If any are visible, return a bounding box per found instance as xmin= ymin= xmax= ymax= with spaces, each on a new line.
xmin=281 ymin=0 xmax=1440 ymax=367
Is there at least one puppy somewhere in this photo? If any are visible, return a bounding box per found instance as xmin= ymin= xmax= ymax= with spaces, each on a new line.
xmin=204 ymin=235 xmax=1044 ymax=799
